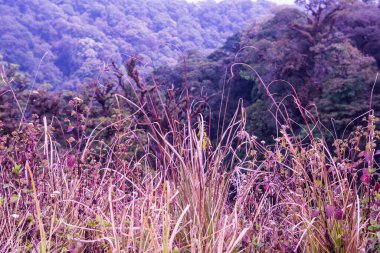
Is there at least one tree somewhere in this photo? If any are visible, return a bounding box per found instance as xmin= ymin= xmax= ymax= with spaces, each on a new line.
xmin=236 ymin=2 xmax=378 ymax=139
xmin=314 ymin=40 xmax=377 ymax=129
xmin=336 ymin=1 xmax=380 ymax=66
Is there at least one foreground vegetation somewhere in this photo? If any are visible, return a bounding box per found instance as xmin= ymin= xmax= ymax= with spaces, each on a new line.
xmin=0 ymin=64 xmax=379 ymax=252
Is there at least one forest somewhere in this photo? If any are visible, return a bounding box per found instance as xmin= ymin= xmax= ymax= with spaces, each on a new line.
xmin=0 ymin=0 xmax=380 ymax=252
xmin=0 ymin=0 xmax=274 ymax=88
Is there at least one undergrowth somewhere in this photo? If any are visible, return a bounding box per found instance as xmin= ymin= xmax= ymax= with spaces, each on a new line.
xmin=0 ymin=62 xmax=379 ymax=253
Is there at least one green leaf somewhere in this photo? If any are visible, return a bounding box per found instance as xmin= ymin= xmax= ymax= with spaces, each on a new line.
xmin=61 ymin=246 xmax=69 ymax=252
xmin=12 ymin=164 xmax=22 ymax=175
xmin=25 ymin=243 xmax=33 ymax=249
xmin=87 ymin=220 xmax=97 ymax=228
xmin=368 ymin=225 xmax=380 ymax=231
xmin=256 ymin=242 xmax=264 ymax=247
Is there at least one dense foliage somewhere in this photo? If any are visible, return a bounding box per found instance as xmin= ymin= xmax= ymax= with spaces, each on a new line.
xmin=0 ymin=0 xmax=274 ymax=88
xmin=156 ymin=0 xmax=380 ymax=140
xmin=1 ymin=0 xmax=379 ymax=141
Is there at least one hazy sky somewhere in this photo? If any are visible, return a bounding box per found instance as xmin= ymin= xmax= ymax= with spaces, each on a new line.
xmin=187 ymin=0 xmax=295 ymax=4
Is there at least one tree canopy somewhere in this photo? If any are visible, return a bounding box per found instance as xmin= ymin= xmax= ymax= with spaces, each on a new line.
xmin=155 ymin=0 xmax=380 ymax=140
xmin=0 ymin=0 xmax=274 ymax=89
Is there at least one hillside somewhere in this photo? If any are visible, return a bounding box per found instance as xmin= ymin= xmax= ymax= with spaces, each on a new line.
xmin=155 ymin=0 xmax=380 ymax=139
xmin=0 ymin=0 xmax=274 ymax=89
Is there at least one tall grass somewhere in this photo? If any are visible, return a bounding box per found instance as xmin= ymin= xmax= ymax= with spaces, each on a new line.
xmin=0 ymin=62 xmax=379 ymax=252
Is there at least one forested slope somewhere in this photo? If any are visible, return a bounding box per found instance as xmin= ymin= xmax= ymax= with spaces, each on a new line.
xmin=0 ymin=0 xmax=274 ymax=88
xmin=1 ymin=0 xmax=380 ymax=140
xmin=155 ymin=0 xmax=380 ymax=140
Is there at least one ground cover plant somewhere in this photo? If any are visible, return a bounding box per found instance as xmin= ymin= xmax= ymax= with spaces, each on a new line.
xmin=0 ymin=56 xmax=379 ymax=252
